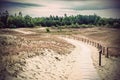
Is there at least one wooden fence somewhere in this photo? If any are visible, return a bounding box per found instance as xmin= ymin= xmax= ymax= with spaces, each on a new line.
xmin=62 ymin=35 xmax=120 ymax=66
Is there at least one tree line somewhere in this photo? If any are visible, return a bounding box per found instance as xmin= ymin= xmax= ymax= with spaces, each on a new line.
xmin=0 ymin=11 xmax=120 ymax=28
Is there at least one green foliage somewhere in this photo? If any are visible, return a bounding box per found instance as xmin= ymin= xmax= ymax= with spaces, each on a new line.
xmin=0 ymin=11 xmax=120 ymax=28
xmin=58 ymin=26 xmax=62 ymax=32
xmin=69 ymin=24 xmax=94 ymax=28
xmin=0 ymin=21 xmax=4 ymax=28
xmin=46 ymin=28 xmax=50 ymax=33
xmin=70 ymin=23 xmax=79 ymax=28
xmin=113 ymin=22 xmax=120 ymax=28
xmin=0 ymin=10 xmax=9 ymax=28
xmin=9 ymin=24 xmax=16 ymax=28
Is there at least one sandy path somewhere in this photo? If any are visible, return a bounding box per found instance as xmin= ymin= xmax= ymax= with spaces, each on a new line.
xmin=61 ymin=37 xmax=101 ymax=80
xmin=12 ymin=29 xmax=35 ymax=34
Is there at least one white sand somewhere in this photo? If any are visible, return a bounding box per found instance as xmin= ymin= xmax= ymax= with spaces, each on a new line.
xmin=5 ymin=49 xmax=75 ymax=80
xmin=12 ymin=29 xmax=35 ymax=34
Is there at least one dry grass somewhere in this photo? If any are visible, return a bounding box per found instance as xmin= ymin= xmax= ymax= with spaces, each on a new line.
xmin=75 ymin=27 xmax=120 ymax=47
xmin=2 ymin=27 xmax=119 ymax=56
xmin=70 ymin=27 xmax=120 ymax=56
xmin=0 ymin=29 xmax=75 ymax=79
xmin=0 ymin=35 xmax=74 ymax=56
xmin=11 ymin=27 xmax=120 ymax=47
xmin=0 ymin=29 xmax=74 ymax=71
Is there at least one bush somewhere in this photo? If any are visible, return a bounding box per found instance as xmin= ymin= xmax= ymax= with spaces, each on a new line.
xmin=46 ymin=28 xmax=50 ymax=33
xmin=0 ymin=22 xmax=5 ymax=28
xmin=70 ymin=23 xmax=79 ymax=28
xmin=113 ymin=22 xmax=120 ymax=28
xmin=79 ymin=24 xmax=94 ymax=28
xmin=9 ymin=24 xmax=16 ymax=28
xmin=58 ymin=26 xmax=62 ymax=32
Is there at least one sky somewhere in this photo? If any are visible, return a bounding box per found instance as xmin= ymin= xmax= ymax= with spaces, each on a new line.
xmin=0 ymin=0 xmax=120 ymax=18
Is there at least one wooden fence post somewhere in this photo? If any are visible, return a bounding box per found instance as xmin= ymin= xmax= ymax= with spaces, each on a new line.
xmin=86 ymin=39 xmax=88 ymax=44
xmin=106 ymin=47 xmax=109 ymax=58
xmin=88 ymin=40 xmax=90 ymax=45
xmin=95 ymin=42 xmax=97 ymax=47
xmin=85 ymin=39 xmax=86 ymax=43
xmin=83 ymin=38 xmax=84 ymax=42
xmin=97 ymin=43 xmax=99 ymax=49
xmin=99 ymin=49 xmax=102 ymax=66
xmin=93 ymin=42 xmax=95 ymax=47
xmin=90 ymin=40 xmax=91 ymax=45
xmin=92 ymin=41 xmax=94 ymax=46
xmin=102 ymin=47 xmax=105 ymax=55
xmin=101 ymin=46 xmax=103 ymax=54
xmin=82 ymin=38 xmax=83 ymax=42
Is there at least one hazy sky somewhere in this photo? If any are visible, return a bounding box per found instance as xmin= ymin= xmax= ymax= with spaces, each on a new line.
xmin=0 ymin=0 xmax=120 ymax=18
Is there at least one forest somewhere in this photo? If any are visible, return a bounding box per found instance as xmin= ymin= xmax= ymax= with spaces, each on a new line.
xmin=0 ymin=11 xmax=120 ymax=28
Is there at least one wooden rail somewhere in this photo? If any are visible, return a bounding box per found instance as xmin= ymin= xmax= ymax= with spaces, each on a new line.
xmin=62 ymin=35 xmax=119 ymax=66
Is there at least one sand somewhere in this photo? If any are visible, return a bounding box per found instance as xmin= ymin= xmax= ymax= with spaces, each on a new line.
xmin=1 ymin=29 xmax=120 ymax=80
xmin=12 ymin=29 xmax=35 ymax=34
xmin=90 ymin=46 xmax=120 ymax=80
xmin=1 ymin=37 xmax=101 ymax=80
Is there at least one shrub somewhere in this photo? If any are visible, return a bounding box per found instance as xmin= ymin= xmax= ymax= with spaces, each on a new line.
xmin=0 ymin=22 xmax=4 ymax=28
xmin=70 ymin=23 xmax=79 ymax=28
xmin=58 ymin=26 xmax=62 ymax=32
xmin=46 ymin=28 xmax=50 ymax=33
xmin=113 ymin=22 xmax=120 ymax=28
xmin=9 ymin=24 xmax=16 ymax=28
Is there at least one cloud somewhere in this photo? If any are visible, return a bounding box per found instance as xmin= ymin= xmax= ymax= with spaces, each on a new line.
xmin=0 ymin=0 xmax=44 ymax=9
xmin=62 ymin=0 xmax=120 ymax=11
xmin=0 ymin=0 xmax=119 ymax=18
xmin=66 ymin=5 xmax=115 ymax=11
